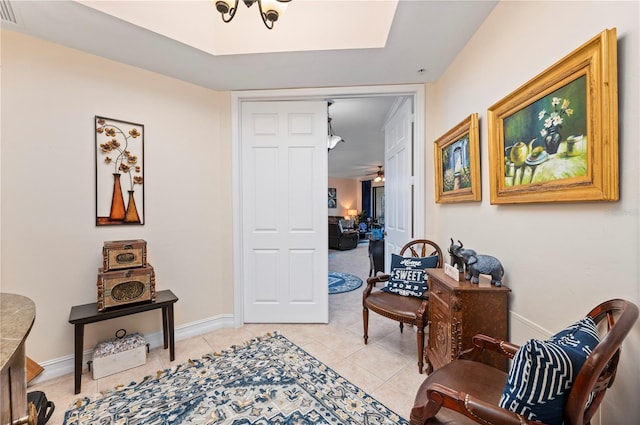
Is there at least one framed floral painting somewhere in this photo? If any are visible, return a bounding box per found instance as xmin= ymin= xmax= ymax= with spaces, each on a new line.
xmin=434 ymin=113 xmax=481 ymax=203
xmin=95 ymin=116 xmax=145 ymax=225
xmin=487 ymin=28 xmax=618 ymax=204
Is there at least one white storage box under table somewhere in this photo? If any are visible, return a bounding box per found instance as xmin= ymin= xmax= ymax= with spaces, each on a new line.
xmin=90 ymin=331 xmax=148 ymax=380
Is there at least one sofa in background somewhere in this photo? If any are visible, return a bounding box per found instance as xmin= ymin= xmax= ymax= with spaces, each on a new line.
xmin=328 ymin=217 xmax=359 ymax=250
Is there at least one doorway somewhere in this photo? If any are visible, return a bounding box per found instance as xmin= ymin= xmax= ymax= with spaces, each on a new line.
xmin=240 ymin=100 xmax=328 ymax=324
xmin=373 ymin=186 xmax=385 ymax=223
xmin=232 ymin=84 xmax=425 ymax=327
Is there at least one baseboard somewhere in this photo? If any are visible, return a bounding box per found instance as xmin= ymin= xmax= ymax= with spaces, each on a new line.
xmin=27 ymin=313 xmax=235 ymax=386
xmin=30 ymin=311 xmax=555 ymax=386
xmin=508 ymin=310 xmax=553 ymax=344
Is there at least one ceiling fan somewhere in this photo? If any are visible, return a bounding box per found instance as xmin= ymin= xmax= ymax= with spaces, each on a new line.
xmin=366 ymin=166 xmax=385 ymax=182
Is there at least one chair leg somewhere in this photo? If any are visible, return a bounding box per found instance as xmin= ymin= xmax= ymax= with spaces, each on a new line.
xmin=369 ymin=256 xmax=374 ymax=277
xmin=416 ymin=326 xmax=425 ymax=374
xmin=399 ymin=322 xmax=404 ymax=333
xmin=363 ymin=307 xmax=369 ymax=345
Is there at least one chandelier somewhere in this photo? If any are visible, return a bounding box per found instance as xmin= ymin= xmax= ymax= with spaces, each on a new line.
xmin=327 ymin=101 xmax=344 ymax=151
xmin=327 ymin=117 xmax=344 ymax=151
xmin=214 ymin=0 xmax=291 ymax=30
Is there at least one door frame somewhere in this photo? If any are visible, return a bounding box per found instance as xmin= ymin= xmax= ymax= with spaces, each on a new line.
xmin=232 ymin=84 xmax=425 ymax=327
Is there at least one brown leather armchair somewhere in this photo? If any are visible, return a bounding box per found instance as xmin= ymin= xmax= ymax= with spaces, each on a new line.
xmin=328 ymin=220 xmax=359 ymax=250
xmin=410 ymin=298 xmax=639 ymax=425
xmin=362 ymin=239 xmax=443 ymax=373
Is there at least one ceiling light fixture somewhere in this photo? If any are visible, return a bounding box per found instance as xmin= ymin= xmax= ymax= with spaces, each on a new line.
xmin=214 ymin=0 xmax=291 ymax=30
xmin=374 ymin=166 xmax=385 ymax=183
xmin=327 ymin=101 xmax=344 ymax=151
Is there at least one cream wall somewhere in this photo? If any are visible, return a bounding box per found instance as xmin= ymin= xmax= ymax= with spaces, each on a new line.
xmin=327 ymin=177 xmax=358 ymax=217
xmin=1 ymin=2 xmax=639 ymax=422
xmin=424 ymin=2 xmax=639 ymax=424
xmin=0 ymin=31 xmax=233 ymax=361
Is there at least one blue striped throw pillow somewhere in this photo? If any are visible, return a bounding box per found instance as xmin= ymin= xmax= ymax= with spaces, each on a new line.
xmin=499 ymin=316 xmax=599 ymax=425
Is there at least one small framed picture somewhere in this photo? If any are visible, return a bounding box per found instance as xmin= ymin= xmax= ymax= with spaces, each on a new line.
xmin=328 ymin=187 xmax=337 ymax=208
xmin=434 ymin=113 xmax=481 ymax=203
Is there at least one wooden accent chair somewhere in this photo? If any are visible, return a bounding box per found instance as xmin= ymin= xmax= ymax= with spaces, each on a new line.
xmin=410 ymin=298 xmax=639 ymax=425
xmin=362 ymin=239 xmax=443 ymax=373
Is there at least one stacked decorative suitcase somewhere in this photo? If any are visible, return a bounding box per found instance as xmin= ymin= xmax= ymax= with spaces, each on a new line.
xmin=91 ymin=239 xmax=154 ymax=379
xmin=97 ymin=239 xmax=156 ymax=311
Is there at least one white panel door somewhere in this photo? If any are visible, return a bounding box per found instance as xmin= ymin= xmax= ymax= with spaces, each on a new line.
xmin=384 ymin=98 xmax=413 ymax=267
xmin=241 ymin=101 xmax=328 ymax=323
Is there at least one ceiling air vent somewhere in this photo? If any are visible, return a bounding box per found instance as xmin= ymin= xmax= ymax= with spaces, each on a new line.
xmin=0 ymin=0 xmax=17 ymax=24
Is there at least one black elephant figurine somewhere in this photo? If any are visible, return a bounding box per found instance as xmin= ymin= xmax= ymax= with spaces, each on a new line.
xmin=448 ymin=238 xmax=466 ymax=273
xmin=449 ymin=240 xmax=504 ymax=286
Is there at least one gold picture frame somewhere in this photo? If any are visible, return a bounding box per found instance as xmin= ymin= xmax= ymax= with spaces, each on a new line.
xmin=487 ymin=28 xmax=618 ymax=204
xmin=434 ymin=113 xmax=481 ymax=203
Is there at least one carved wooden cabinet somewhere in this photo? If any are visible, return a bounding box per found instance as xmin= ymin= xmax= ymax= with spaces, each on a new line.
xmin=425 ymin=269 xmax=511 ymax=372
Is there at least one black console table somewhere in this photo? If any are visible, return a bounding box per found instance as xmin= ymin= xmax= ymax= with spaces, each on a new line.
xmin=68 ymin=289 xmax=178 ymax=394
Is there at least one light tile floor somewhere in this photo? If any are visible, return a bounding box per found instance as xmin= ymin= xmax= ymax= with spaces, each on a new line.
xmin=30 ymin=242 xmax=426 ymax=424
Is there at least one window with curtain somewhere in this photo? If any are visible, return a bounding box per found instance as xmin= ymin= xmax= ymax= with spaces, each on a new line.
xmin=361 ymin=180 xmax=372 ymax=220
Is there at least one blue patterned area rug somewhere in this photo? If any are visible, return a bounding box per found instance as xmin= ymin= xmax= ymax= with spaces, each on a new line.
xmin=328 ymin=271 xmax=363 ymax=294
xmin=64 ymin=333 xmax=407 ymax=425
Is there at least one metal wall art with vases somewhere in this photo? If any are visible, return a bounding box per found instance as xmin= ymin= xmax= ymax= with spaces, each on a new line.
xmin=95 ymin=116 xmax=145 ymax=225
xmin=487 ymin=28 xmax=618 ymax=204
xmin=434 ymin=113 xmax=481 ymax=203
